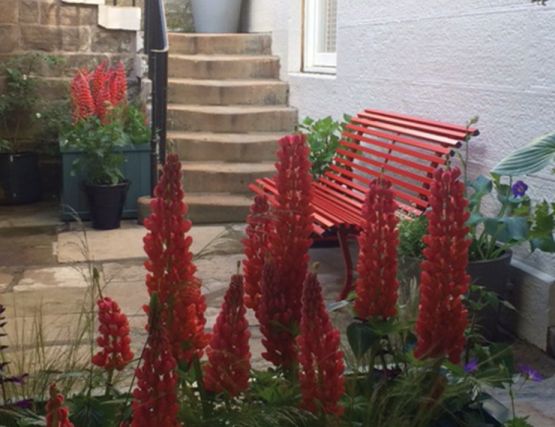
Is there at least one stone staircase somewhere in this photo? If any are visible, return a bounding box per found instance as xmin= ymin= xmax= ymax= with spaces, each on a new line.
xmin=166 ymin=33 xmax=297 ymax=223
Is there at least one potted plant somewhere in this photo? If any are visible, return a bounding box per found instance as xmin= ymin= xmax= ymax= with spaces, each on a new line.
xmin=0 ymin=54 xmax=61 ymax=205
xmin=60 ymin=62 xmax=150 ymax=230
xmin=191 ymin=0 xmax=244 ymax=33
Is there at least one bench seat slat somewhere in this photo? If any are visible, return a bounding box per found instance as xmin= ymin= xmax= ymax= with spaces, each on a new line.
xmin=256 ymin=177 xmax=337 ymax=231
xmin=313 ymin=186 xmax=364 ymax=225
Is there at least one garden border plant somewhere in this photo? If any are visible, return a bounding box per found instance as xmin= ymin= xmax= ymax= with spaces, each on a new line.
xmin=0 ymin=135 xmax=545 ymax=427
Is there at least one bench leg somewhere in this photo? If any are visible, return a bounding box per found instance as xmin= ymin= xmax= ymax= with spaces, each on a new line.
xmin=337 ymin=228 xmax=354 ymax=300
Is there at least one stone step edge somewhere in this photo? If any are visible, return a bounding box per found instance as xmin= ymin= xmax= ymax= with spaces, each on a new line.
xmin=138 ymin=193 xmax=253 ymax=225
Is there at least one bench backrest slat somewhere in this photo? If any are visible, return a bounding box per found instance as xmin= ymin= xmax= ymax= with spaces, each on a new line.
xmin=364 ymin=108 xmax=479 ymax=136
xmin=359 ymin=111 xmax=470 ymax=141
xmin=321 ymin=109 xmax=476 ymax=217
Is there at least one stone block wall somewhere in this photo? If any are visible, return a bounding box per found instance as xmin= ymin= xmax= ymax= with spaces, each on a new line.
xmin=0 ymin=0 xmax=142 ymax=197
xmin=0 ymin=1 xmax=138 ymax=74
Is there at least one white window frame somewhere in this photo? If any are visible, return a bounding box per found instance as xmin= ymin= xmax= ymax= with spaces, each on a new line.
xmin=304 ymin=0 xmax=337 ymax=74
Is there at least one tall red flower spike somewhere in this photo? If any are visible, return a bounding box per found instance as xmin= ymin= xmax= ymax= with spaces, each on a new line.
xmin=70 ymin=71 xmax=95 ymax=124
xmin=143 ymin=153 xmax=208 ymax=366
xmin=109 ymin=61 xmax=128 ymax=106
xmin=414 ymin=167 xmax=471 ymax=364
xmin=257 ymin=260 xmax=298 ymax=369
xmin=90 ymin=61 xmax=108 ymax=101
xmin=92 ymin=297 xmax=134 ymax=371
xmin=256 ymin=134 xmax=313 ymax=370
xmin=298 ymin=273 xmax=345 ymax=416
xmin=242 ymin=194 xmax=272 ymax=311
xmin=354 ymin=178 xmax=399 ymax=320
xmin=45 ymin=383 xmax=74 ymax=427
xmin=130 ymin=299 xmax=179 ymax=427
xmin=203 ymin=274 xmax=251 ymax=397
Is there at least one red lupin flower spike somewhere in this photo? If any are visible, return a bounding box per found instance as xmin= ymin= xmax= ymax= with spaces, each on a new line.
xmin=257 ymin=260 xmax=298 ymax=369
xmin=130 ymin=295 xmax=179 ymax=427
xmin=298 ymin=273 xmax=345 ymax=416
xmin=92 ymin=297 xmax=133 ymax=371
xmin=95 ymin=79 xmax=112 ymax=124
xmin=242 ymin=195 xmax=272 ymax=311
xmin=70 ymin=71 xmax=95 ymax=124
xmin=203 ymin=274 xmax=251 ymax=396
xmin=354 ymin=178 xmax=399 ymax=320
xmin=256 ymin=134 xmax=313 ymax=371
xmin=45 ymin=383 xmax=74 ymax=427
xmin=143 ymin=153 xmax=208 ymax=366
xmin=414 ymin=167 xmax=471 ymax=364
xmin=90 ymin=61 xmax=108 ymax=101
xmin=109 ymin=61 xmax=127 ymax=106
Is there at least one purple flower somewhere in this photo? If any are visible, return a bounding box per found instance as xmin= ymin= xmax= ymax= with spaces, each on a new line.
xmin=14 ymin=398 xmax=33 ymax=410
xmin=518 ymin=364 xmax=543 ymax=382
xmin=511 ymin=180 xmax=528 ymax=197
xmin=464 ymin=358 xmax=479 ymax=374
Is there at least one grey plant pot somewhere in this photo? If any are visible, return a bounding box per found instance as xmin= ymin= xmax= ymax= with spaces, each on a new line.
xmin=191 ymin=0 xmax=243 ymax=33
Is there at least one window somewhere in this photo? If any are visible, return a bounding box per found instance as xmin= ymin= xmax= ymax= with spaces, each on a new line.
xmin=304 ymin=0 xmax=338 ymax=73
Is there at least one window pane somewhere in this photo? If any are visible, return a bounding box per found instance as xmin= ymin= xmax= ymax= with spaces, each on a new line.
xmin=317 ymin=0 xmax=337 ymax=53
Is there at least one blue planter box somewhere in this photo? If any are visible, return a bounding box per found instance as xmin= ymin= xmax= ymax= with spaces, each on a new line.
xmin=60 ymin=144 xmax=151 ymax=221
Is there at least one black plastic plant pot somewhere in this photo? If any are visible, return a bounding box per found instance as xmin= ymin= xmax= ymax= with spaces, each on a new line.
xmin=84 ymin=180 xmax=130 ymax=230
xmin=0 ymin=152 xmax=41 ymax=205
xmin=467 ymin=250 xmax=513 ymax=341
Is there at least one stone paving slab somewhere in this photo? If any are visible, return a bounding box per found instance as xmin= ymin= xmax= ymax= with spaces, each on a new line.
xmin=56 ymin=222 xmax=228 ymax=263
xmin=0 ymin=226 xmax=57 ymax=267
xmin=0 ymin=201 xmax=61 ymax=229
xmin=0 ymin=268 xmax=14 ymax=291
xmin=491 ymin=376 xmax=555 ymax=427
xmin=14 ymin=265 xmax=90 ymax=292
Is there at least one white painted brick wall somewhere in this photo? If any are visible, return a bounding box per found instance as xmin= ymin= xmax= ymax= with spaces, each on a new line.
xmin=243 ymin=0 xmax=555 ymax=276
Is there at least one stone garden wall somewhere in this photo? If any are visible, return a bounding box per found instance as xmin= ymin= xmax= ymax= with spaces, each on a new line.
xmin=0 ymin=0 xmax=143 ymax=196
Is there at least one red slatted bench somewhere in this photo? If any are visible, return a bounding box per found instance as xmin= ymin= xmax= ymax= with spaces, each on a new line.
xmin=249 ymin=108 xmax=479 ymax=300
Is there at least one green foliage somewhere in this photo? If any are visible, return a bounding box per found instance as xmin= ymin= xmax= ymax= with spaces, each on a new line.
xmin=0 ymin=53 xmax=65 ymax=153
xmin=493 ymin=131 xmax=555 ymax=176
xmin=298 ymin=114 xmax=351 ymax=178
xmin=466 ymin=174 xmax=555 ymax=260
xmin=61 ymin=117 xmax=128 ymax=185
xmin=60 ymin=105 xmax=149 ymax=185
xmin=397 ymin=216 xmax=428 ymax=259
xmin=122 ymin=105 xmax=151 ymax=146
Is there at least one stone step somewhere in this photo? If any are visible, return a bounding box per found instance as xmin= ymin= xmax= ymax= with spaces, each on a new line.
xmin=169 ymin=33 xmax=272 ymax=55
xmin=168 ymin=105 xmax=297 ymax=133
xmin=168 ymin=78 xmax=288 ymax=106
xmin=185 ymin=192 xmax=253 ymax=223
xmin=168 ymin=54 xmax=279 ymax=79
xmin=138 ymin=192 xmax=253 ymax=224
xmin=181 ymin=161 xmax=274 ymax=194
xmin=168 ymin=132 xmax=282 ymax=162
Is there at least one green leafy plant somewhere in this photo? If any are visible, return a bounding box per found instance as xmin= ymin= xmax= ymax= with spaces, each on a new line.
xmin=397 ymin=215 xmax=428 ymax=259
xmin=0 ymin=53 xmax=64 ymax=153
xmin=298 ymin=114 xmax=351 ymax=178
xmin=61 ymin=117 xmax=129 ymax=185
xmin=61 ymin=62 xmax=150 ymax=186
